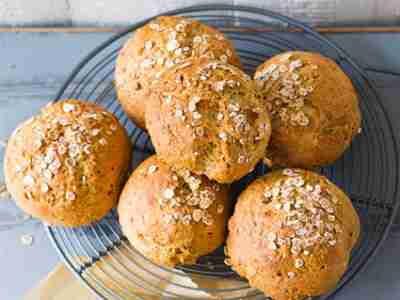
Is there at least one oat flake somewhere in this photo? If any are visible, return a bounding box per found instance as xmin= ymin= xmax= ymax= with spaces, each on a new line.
xmin=0 ymin=139 xmax=7 ymax=148
xmin=175 ymin=23 xmax=185 ymax=32
xmin=295 ymin=258 xmax=304 ymax=268
xmin=0 ymin=183 xmax=10 ymax=200
xmin=110 ymin=124 xmax=118 ymax=131
xmin=163 ymin=188 xmax=175 ymax=199
xmin=328 ymin=240 xmax=337 ymax=246
xmin=192 ymin=112 xmax=202 ymax=120
xmin=144 ymin=40 xmax=153 ymax=50
xmin=41 ymin=184 xmax=49 ymax=193
xmin=66 ymin=191 xmax=76 ymax=201
xmin=268 ymin=241 xmax=278 ymax=251
xmin=163 ymin=95 xmax=172 ymax=104
xmin=192 ymin=209 xmax=203 ymax=222
xmin=188 ymin=101 xmax=197 ymax=112
xmin=63 ymin=103 xmax=76 ymax=113
xmin=202 ymin=213 xmax=214 ymax=226
xmin=23 ymin=175 xmax=35 ymax=187
xmin=91 ymin=128 xmax=101 ymax=136
xmin=148 ymin=165 xmax=158 ymax=174
xmin=20 ymin=234 xmax=34 ymax=246
xmin=218 ymin=132 xmax=228 ymax=141
xmin=43 ymin=169 xmax=53 ymax=181
xmin=193 ymin=36 xmax=202 ymax=44
xmin=166 ymin=39 xmax=179 ymax=52
xmin=219 ymin=55 xmax=228 ymax=63
xmin=149 ymin=23 xmax=160 ymax=31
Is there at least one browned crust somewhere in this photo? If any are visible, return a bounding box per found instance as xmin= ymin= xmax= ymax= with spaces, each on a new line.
xmin=255 ymin=51 xmax=361 ymax=168
xmin=115 ymin=15 xmax=242 ymax=128
xmin=4 ymin=99 xmax=132 ymax=227
xmin=118 ymin=155 xmax=230 ymax=267
xmin=146 ymin=57 xmax=271 ymax=183
xmin=227 ymin=169 xmax=360 ymax=300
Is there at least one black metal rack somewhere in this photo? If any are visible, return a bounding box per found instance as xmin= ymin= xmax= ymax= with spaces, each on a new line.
xmin=46 ymin=4 xmax=400 ymax=300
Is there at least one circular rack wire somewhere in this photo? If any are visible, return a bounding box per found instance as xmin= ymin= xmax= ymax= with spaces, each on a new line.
xmin=46 ymin=4 xmax=400 ymax=300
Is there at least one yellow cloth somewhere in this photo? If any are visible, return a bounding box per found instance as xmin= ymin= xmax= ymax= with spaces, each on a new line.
xmin=24 ymin=247 xmax=255 ymax=299
xmin=24 ymin=263 xmax=98 ymax=300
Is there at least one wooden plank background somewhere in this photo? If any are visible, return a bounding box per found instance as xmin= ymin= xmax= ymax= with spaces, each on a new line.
xmin=0 ymin=2 xmax=399 ymax=299
xmin=1 ymin=26 xmax=400 ymax=33
xmin=0 ymin=30 xmax=399 ymax=140
xmin=0 ymin=28 xmax=399 ymax=300
xmin=0 ymin=0 xmax=399 ymax=27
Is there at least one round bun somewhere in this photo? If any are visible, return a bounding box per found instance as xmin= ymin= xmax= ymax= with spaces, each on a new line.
xmin=4 ymin=99 xmax=131 ymax=227
xmin=254 ymin=51 xmax=361 ymax=168
xmin=118 ymin=155 xmax=230 ymax=267
xmin=146 ymin=58 xmax=271 ymax=183
xmin=227 ymin=169 xmax=360 ymax=300
xmin=115 ymin=15 xmax=241 ymax=128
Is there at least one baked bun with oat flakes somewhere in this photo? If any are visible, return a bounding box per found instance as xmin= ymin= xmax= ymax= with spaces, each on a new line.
xmin=4 ymin=99 xmax=131 ymax=227
xmin=115 ymin=15 xmax=241 ymax=128
xmin=226 ymin=168 xmax=360 ymax=300
xmin=254 ymin=51 xmax=361 ymax=168
xmin=118 ymin=155 xmax=230 ymax=267
xmin=146 ymin=57 xmax=272 ymax=183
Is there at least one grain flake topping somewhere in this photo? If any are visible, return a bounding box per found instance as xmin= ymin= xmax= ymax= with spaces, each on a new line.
xmin=0 ymin=183 xmax=10 ymax=200
xmin=17 ymin=102 xmax=118 ymax=203
xmin=166 ymin=61 xmax=268 ymax=165
xmin=20 ymin=234 xmax=34 ymax=246
xmin=261 ymin=169 xmax=342 ymax=278
xmin=140 ymin=18 xmax=233 ymax=79
xmin=159 ymin=169 xmax=222 ymax=226
xmin=255 ymin=54 xmax=317 ymax=127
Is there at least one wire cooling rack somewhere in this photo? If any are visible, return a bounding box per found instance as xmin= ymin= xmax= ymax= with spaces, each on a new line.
xmin=46 ymin=4 xmax=400 ymax=300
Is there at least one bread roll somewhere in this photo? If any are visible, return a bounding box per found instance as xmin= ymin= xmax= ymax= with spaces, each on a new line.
xmin=115 ymin=15 xmax=241 ymax=128
xmin=146 ymin=58 xmax=271 ymax=183
xmin=118 ymin=155 xmax=230 ymax=267
xmin=4 ymin=99 xmax=131 ymax=227
xmin=227 ymin=169 xmax=360 ymax=300
xmin=255 ymin=51 xmax=361 ymax=168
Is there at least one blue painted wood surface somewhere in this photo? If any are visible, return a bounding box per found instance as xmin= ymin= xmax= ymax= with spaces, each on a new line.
xmin=0 ymin=32 xmax=399 ymax=300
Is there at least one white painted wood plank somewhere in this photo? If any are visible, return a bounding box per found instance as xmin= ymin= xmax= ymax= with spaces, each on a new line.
xmin=234 ymin=0 xmax=337 ymax=24
xmin=68 ymin=0 xmax=234 ymax=26
xmin=336 ymin=0 xmax=400 ymax=24
xmin=0 ymin=0 xmax=399 ymax=26
xmin=234 ymin=0 xmax=400 ymax=25
xmin=0 ymin=0 xmax=70 ymax=26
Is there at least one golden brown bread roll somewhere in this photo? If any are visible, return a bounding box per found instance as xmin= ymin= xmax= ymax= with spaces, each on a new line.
xmin=4 ymin=99 xmax=131 ymax=227
xmin=254 ymin=51 xmax=361 ymax=168
xmin=146 ymin=57 xmax=272 ymax=183
xmin=118 ymin=155 xmax=230 ymax=267
xmin=226 ymin=169 xmax=360 ymax=300
xmin=115 ymin=15 xmax=241 ymax=128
